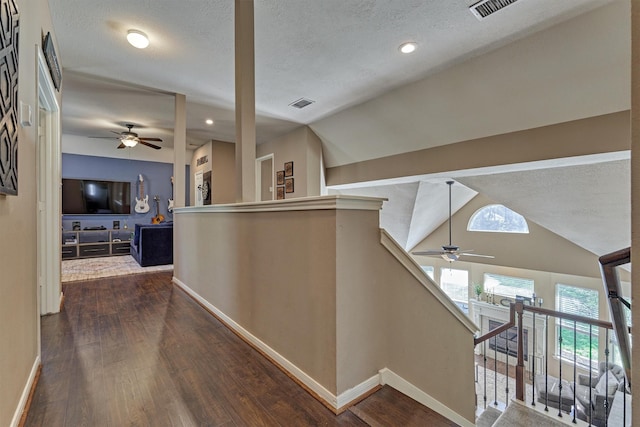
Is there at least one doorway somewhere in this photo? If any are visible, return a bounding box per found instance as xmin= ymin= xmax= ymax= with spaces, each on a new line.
xmin=256 ymin=154 xmax=274 ymax=201
xmin=37 ymin=48 xmax=62 ymax=315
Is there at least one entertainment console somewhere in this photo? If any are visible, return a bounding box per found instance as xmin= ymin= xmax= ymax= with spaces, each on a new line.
xmin=62 ymin=229 xmax=132 ymax=259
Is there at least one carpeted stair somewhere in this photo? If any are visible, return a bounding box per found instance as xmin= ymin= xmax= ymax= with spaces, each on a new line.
xmin=478 ymin=400 xmax=578 ymax=427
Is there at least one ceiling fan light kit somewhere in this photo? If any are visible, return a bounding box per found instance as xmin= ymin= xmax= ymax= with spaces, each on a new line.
xmin=412 ymin=180 xmax=494 ymax=262
xmin=121 ymin=137 xmax=138 ymax=147
xmin=127 ymin=29 xmax=149 ymax=49
xmin=90 ymin=123 xmax=162 ymax=150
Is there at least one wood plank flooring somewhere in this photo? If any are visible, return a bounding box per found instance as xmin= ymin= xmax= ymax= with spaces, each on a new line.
xmin=24 ymin=271 xmax=459 ymax=426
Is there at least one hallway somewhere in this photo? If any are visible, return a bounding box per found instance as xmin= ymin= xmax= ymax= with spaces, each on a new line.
xmin=24 ymin=272 xmax=457 ymax=426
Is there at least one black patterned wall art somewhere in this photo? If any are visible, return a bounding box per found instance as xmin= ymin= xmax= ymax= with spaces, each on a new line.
xmin=0 ymin=0 xmax=19 ymax=196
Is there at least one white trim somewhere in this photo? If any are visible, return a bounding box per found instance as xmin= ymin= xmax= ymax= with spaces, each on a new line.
xmin=36 ymin=46 xmax=62 ymax=316
xmin=173 ymin=194 xmax=386 ymax=214
xmin=380 ymin=229 xmax=479 ymax=333
xmin=336 ymin=374 xmax=380 ymax=409
xmin=172 ymin=277 xmax=340 ymax=409
xmin=379 ymin=368 xmax=475 ymax=427
xmin=10 ymin=356 xmax=40 ymax=427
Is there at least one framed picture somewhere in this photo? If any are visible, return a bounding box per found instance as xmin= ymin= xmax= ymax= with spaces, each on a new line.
xmin=112 ymin=220 xmax=120 ymax=230
xmin=277 ymin=186 xmax=285 ymax=200
xmin=285 ymin=178 xmax=294 ymax=193
xmin=284 ymin=161 xmax=294 ymax=177
xmin=276 ymin=170 xmax=285 ymax=185
xmin=72 ymin=221 xmax=81 ymax=231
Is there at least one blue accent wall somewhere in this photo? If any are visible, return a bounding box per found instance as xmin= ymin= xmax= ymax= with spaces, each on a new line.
xmin=62 ymin=154 xmax=189 ymax=231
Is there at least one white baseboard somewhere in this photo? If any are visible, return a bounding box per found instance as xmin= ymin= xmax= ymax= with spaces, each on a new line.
xmin=172 ymin=278 xmax=340 ymax=409
xmin=336 ymin=373 xmax=380 ymax=409
xmin=11 ymin=356 xmax=40 ymax=427
xmin=379 ymin=368 xmax=475 ymax=427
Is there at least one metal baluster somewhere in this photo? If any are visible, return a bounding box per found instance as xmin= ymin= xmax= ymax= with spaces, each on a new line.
xmin=532 ymin=312 xmax=536 ymax=406
xmin=483 ymin=340 xmax=487 ymax=409
xmin=622 ymin=376 xmax=627 ymax=427
xmin=505 ymin=326 xmax=509 ymax=407
xmin=558 ymin=320 xmax=563 ymax=418
xmin=604 ymin=329 xmax=609 ymax=427
xmin=589 ymin=325 xmax=593 ymax=425
xmin=494 ymin=334 xmax=500 ymax=407
xmin=572 ymin=321 xmax=577 ymax=423
xmin=544 ymin=315 xmax=549 ymax=412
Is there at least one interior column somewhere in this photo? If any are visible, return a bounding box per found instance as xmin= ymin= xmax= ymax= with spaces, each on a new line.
xmin=631 ymin=0 xmax=639 ymax=413
xmin=235 ymin=0 xmax=256 ymax=202
xmin=174 ymin=93 xmax=187 ymax=208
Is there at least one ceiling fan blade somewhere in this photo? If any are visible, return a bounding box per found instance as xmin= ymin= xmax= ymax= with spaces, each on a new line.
xmin=460 ymin=252 xmax=495 ymax=259
xmin=139 ymin=137 xmax=163 ymax=142
xmin=412 ymin=250 xmax=446 ymax=256
xmin=117 ymin=142 xmax=126 ymax=149
xmin=89 ymin=136 xmax=120 ymax=139
xmin=139 ymin=140 xmax=162 ymax=150
xmin=110 ymin=131 xmax=123 ymax=135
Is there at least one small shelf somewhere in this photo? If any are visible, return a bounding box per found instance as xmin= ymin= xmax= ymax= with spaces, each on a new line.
xmin=61 ymin=229 xmax=132 ymax=259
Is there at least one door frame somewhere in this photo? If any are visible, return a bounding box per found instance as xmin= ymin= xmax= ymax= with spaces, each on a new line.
xmin=255 ymin=153 xmax=274 ymax=201
xmin=37 ymin=47 xmax=62 ymax=316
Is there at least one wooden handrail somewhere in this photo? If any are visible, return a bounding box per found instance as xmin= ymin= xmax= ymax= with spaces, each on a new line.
xmin=473 ymin=303 xmax=515 ymax=346
xmin=523 ymin=305 xmax=617 ymax=330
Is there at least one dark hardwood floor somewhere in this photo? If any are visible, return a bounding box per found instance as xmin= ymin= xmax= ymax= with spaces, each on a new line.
xmin=24 ymin=271 xmax=458 ymax=426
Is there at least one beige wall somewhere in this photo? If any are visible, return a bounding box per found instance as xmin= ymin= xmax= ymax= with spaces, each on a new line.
xmin=335 ymin=210 xmax=475 ymax=420
xmin=0 ymin=0 xmax=61 ymax=425
xmin=190 ymin=140 xmax=236 ymax=204
xmin=257 ymin=126 xmax=323 ymax=198
xmin=212 ymin=141 xmax=235 ymax=203
xmin=175 ymin=209 xmax=339 ymax=390
xmin=326 ymin=111 xmax=630 ymax=187
xmin=173 ymin=201 xmax=476 ymax=423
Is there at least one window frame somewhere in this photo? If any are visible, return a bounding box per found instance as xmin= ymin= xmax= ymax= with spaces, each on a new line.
xmin=555 ymin=283 xmax=599 ymax=369
xmin=467 ymin=204 xmax=529 ymax=234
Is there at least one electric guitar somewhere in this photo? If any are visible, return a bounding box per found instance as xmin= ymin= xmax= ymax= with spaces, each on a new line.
xmin=152 ymin=195 xmax=165 ymax=224
xmin=134 ymin=174 xmax=150 ymax=213
xmin=167 ymin=176 xmax=174 ymax=213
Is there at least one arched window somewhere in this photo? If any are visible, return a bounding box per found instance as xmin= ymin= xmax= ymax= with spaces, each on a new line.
xmin=467 ymin=204 xmax=529 ymax=233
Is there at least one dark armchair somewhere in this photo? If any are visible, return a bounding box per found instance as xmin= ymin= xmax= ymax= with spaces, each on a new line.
xmin=130 ymin=222 xmax=173 ymax=267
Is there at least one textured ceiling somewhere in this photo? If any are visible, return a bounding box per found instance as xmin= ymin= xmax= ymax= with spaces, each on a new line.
xmin=47 ymin=0 xmax=630 ymax=263
xmin=49 ymin=0 xmax=612 ymax=150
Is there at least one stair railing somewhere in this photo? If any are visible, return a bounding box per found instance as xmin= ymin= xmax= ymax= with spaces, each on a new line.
xmin=474 ymin=301 xmax=631 ymax=425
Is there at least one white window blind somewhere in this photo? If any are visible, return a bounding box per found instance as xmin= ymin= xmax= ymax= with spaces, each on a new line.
xmin=483 ymin=273 xmax=534 ymax=299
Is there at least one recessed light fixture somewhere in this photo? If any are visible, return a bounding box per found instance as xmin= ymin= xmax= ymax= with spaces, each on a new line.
xmin=399 ymin=42 xmax=417 ymax=54
xmin=127 ymin=29 xmax=150 ymax=49
xmin=205 ymin=119 xmax=214 ymax=125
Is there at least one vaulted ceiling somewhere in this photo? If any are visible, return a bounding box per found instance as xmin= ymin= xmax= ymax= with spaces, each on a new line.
xmin=48 ymin=0 xmax=630 ymax=263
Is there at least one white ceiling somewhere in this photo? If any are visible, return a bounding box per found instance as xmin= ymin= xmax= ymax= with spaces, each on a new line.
xmin=49 ymin=0 xmax=612 ymax=151
xmin=47 ymin=0 xmax=630 ymax=263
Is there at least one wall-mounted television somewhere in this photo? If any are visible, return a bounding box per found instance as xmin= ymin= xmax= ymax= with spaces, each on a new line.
xmin=62 ymin=178 xmax=131 ymax=215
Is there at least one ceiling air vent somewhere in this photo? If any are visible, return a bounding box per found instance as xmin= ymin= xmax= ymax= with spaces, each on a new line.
xmin=289 ymin=98 xmax=315 ymax=109
xmin=470 ymin=0 xmax=520 ymax=20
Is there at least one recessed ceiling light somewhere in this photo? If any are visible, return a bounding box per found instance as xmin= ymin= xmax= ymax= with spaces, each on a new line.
xmin=399 ymin=42 xmax=417 ymax=54
xmin=127 ymin=29 xmax=150 ymax=49
xmin=205 ymin=119 xmax=214 ymax=125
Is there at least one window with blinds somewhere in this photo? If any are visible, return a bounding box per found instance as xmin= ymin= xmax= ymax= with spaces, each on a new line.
xmin=440 ymin=268 xmax=469 ymax=313
xmin=483 ymin=273 xmax=534 ymax=299
xmin=555 ymin=284 xmax=599 ymax=367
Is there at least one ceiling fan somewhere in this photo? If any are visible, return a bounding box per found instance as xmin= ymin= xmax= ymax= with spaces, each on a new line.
xmin=412 ymin=180 xmax=494 ymax=262
xmin=93 ymin=124 xmax=162 ymax=150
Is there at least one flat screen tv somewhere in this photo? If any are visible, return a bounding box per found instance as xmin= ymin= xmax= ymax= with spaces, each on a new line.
xmin=62 ymin=178 xmax=131 ymax=215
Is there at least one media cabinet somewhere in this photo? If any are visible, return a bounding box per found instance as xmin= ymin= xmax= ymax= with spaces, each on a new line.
xmin=62 ymin=228 xmax=132 ymax=259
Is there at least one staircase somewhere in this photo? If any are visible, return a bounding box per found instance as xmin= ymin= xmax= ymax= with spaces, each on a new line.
xmin=476 ymin=401 xmax=589 ymax=427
